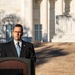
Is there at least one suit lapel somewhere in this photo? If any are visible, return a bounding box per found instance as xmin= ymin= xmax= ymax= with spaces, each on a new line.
xmin=20 ymin=40 xmax=26 ymax=57
xmin=11 ymin=41 xmax=18 ymax=57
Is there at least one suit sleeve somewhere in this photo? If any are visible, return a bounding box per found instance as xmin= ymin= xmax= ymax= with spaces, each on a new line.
xmin=0 ymin=43 xmax=7 ymax=57
xmin=30 ymin=44 xmax=36 ymax=62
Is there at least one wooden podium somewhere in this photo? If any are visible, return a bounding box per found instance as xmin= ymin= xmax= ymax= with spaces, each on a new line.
xmin=0 ymin=57 xmax=35 ymax=75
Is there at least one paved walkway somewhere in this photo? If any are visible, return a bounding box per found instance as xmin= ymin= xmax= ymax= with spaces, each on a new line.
xmin=34 ymin=42 xmax=75 ymax=75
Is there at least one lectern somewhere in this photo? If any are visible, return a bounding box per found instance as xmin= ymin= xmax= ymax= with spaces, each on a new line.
xmin=0 ymin=57 xmax=35 ymax=75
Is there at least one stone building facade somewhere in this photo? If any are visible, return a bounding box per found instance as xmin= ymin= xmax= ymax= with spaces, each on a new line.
xmin=0 ymin=0 xmax=75 ymax=42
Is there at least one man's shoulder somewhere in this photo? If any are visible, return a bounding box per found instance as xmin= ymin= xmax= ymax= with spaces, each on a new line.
xmin=2 ymin=41 xmax=13 ymax=45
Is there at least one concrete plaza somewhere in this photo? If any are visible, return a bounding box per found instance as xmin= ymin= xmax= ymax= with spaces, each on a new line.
xmin=35 ymin=42 xmax=75 ymax=75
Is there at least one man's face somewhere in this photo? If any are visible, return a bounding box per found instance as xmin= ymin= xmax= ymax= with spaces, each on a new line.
xmin=12 ymin=27 xmax=23 ymax=41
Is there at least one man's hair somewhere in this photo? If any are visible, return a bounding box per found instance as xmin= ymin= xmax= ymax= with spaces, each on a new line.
xmin=13 ymin=24 xmax=23 ymax=32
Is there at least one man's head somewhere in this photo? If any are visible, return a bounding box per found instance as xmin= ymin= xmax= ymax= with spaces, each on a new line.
xmin=12 ymin=24 xmax=23 ymax=41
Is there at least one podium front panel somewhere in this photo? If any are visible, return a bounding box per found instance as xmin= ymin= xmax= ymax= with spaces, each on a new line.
xmin=0 ymin=57 xmax=33 ymax=75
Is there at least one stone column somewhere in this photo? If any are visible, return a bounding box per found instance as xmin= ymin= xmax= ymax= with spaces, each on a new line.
xmin=27 ymin=0 xmax=33 ymax=41
xmin=56 ymin=0 xmax=63 ymax=15
xmin=60 ymin=0 xmax=63 ymax=14
xmin=21 ymin=0 xmax=25 ymax=25
xmin=48 ymin=0 xmax=55 ymax=42
xmin=41 ymin=0 xmax=48 ymax=42
xmin=55 ymin=0 xmax=63 ymax=15
xmin=48 ymin=0 xmax=50 ymax=42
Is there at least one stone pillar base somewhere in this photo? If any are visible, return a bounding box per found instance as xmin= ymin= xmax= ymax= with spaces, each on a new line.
xmin=52 ymin=34 xmax=75 ymax=42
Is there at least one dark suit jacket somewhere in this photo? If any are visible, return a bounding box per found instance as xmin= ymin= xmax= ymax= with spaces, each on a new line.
xmin=1 ymin=40 xmax=36 ymax=62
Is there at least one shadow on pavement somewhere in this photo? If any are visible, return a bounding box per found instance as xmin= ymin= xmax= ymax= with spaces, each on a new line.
xmin=34 ymin=42 xmax=70 ymax=66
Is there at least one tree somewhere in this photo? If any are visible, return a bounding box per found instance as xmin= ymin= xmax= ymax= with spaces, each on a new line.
xmin=2 ymin=14 xmax=21 ymax=25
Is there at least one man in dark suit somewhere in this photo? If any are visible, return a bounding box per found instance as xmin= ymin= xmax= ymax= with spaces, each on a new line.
xmin=1 ymin=24 xmax=36 ymax=62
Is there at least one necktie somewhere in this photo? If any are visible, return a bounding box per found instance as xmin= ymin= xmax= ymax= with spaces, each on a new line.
xmin=16 ymin=42 xmax=21 ymax=57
